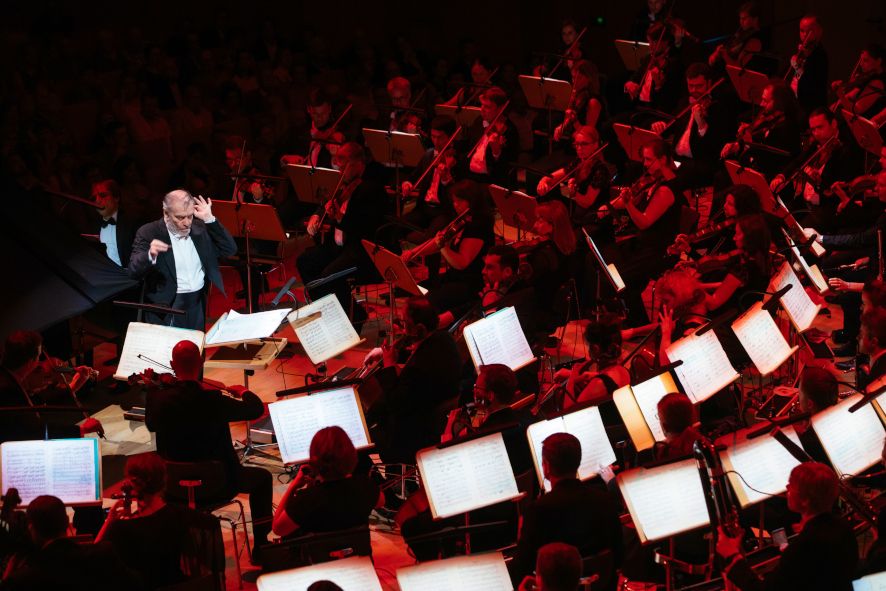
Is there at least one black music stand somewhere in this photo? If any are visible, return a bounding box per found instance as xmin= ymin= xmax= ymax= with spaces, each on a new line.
xmin=519 ymin=75 xmax=572 ymax=155
xmin=284 ymin=164 xmax=341 ymax=205
xmin=489 ymin=184 xmax=538 ymax=241
xmin=726 ymin=65 xmax=769 ymax=104
xmin=614 ymin=39 xmax=651 ymax=71
xmin=362 ymin=129 xmax=426 ymax=217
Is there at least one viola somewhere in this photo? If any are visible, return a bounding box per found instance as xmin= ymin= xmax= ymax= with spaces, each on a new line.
xmin=127 ymin=367 xmax=178 ymax=388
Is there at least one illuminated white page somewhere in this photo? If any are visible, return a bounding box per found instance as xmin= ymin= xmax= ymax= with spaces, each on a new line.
xmin=719 ymin=427 xmax=803 ymax=507
xmin=769 ymin=262 xmax=820 ymax=332
xmin=731 ymin=302 xmax=798 ymax=376
xmin=812 ymin=394 xmax=885 ymax=477
xmin=463 ymin=307 xmax=534 ymax=372
xmin=288 ymin=294 xmax=361 ymax=365
xmin=257 ymin=556 xmax=381 ymax=591
xmin=666 ymin=330 xmax=739 ymax=403
xmin=115 ymin=322 xmax=204 ymax=380
xmin=397 ymin=552 xmax=512 ymax=591
xmin=0 ymin=438 xmax=101 ymax=506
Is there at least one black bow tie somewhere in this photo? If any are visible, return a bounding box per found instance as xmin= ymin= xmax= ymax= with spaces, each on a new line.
xmin=101 ymin=218 xmax=117 ymax=228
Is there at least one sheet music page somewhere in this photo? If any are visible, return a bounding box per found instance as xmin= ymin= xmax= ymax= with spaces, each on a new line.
xmin=632 ymin=373 xmax=680 ymax=443
xmin=114 ymin=322 xmax=204 ymax=380
xmin=607 ymin=264 xmax=626 ymax=292
xmin=418 ymin=433 xmax=521 ymax=520
xmin=731 ymin=303 xmax=799 ymax=376
xmin=812 ymin=395 xmax=886 ymax=477
xmin=785 ymin=229 xmax=828 ymax=294
xmin=1 ymin=439 xmax=100 ymax=505
xmin=462 ymin=307 xmax=534 ymax=372
xmin=257 ymin=556 xmax=382 ymax=591
xmin=853 ymin=570 xmax=886 ymax=591
xmin=719 ymin=427 xmax=803 ymax=507
xmin=770 ymin=262 xmax=820 ymax=332
xmin=289 ymin=294 xmax=360 ymax=365
xmin=205 ymin=308 xmax=290 ymax=346
xmin=397 ymin=553 xmax=512 ymax=591
xmin=666 ymin=331 xmax=739 ymax=403
xmin=526 ymin=417 xmax=567 ymax=491
xmin=269 ymin=386 xmax=370 ymax=465
xmin=613 ymin=385 xmax=656 ymax=452
xmin=807 ymin=263 xmax=829 ymax=294
xmin=617 ymin=459 xmax=710 ymax=543
xmin=564 ymin=406 xmax=618 ymax=483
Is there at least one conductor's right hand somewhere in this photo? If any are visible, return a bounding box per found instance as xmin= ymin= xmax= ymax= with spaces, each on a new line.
xmin=307 ymin=215 xmax=321 ymax=237
xmin=149 ymin=240 xmax=170 ymax=259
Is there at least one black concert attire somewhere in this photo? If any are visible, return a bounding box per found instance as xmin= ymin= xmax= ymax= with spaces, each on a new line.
xmin=280 ymin=475 xmax=379 ymax=538
xmin=788 ymin=43 xmax=829 ymax=115
xmin=295 ymin=176 xmax=387 ymax=328
xmin=511 ymin=477 xmax=624 ymax=585
xmin=233 ymin=171 xmax=283 ymax=310
xmin=145 ymin=380 xmax=273 ymax=546
xmin=724 ymin=512 xmax=858 ymax=591
xmin=551 ymin=158 xmax=614 ymax=234
xmin=464 ymin=118 xmax=519 ymax=187
xmin=425 ymin=212 xmax=495 ymax=318
xmin=373 ymin=329 xmax=462 ymax=464
xmin=739 ymin=115 xmax=802 ymax=178
xmin=629 ymin=51 xmax=685 ymax=115
xmin=128 ymin=218 xmax=237 ymax=330
xmin=402 ymin=147 xmax=462 ymax=241
xmin=666 ymin=94 xmax=737 ymax=189
xmin=523 ymin=240 xmax=571 ymax=332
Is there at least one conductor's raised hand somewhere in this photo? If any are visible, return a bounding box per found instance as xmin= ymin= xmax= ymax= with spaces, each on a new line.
xmin=193 ymin=195 xmax=214 ymax=221
xmin=149 ymin=239 xmax=170 ymax=259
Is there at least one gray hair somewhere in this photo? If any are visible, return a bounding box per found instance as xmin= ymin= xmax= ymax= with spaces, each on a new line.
xmin=162 ymin=190 xmax=195 ymax=211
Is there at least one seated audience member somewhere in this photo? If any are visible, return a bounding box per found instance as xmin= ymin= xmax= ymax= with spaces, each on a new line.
xmin=2 ymin=495 xmax=141 ymax=589
xmin=655 ymin=392 xmax=704 ymax=460
xmin=717 ymin=462 xmax=858 ymax=591
xmin=511 ymin=433 xmax=623 ymax=584
xmin=272 ymin=426 xmax=383 ymax=539
xmin=518 ymin=542 xmax=584 ymax=591
xmin=96 ymin=453 xmax=190 ymax=588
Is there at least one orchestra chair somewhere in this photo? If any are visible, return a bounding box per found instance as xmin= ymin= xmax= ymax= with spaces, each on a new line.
xmin=581 ymin=548 xmax=615 ymax=591
xmin=155 ymin=509 xmax=227 ymax=591
xmin=164 ymin=460 xmax=251 ymax=589
xmin=257 ymin=524 xmax=372 ymax=573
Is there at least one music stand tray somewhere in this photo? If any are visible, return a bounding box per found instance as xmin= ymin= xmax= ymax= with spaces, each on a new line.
xmin=614 ymin=40 xmax=651 ymax=71
xmin=726 ymin=65 xmax=769 ymax=104
xmin=842 ymin=110 xmax=883 ymax=156
xmin=518 ymin=75 xmax=573 ymax=112
xmin=362 ymin=128 xmax=426 ymax=168
xmin=613 ymin=124 xmax=660 ymax=162
xmin=212 ymin=201 xmax=287 ymax=242
xmin=284 ymin=164 xmax=341 ymax=205
xmin=361 ymin=240 xmax=428 ymax=297
xmin=489 ymin=184 xmax=538 ymax=232
xmin=204 ymin=338 xmax=288 ymax=370
xmin=435 ymin=104 xmax=482 ymax=128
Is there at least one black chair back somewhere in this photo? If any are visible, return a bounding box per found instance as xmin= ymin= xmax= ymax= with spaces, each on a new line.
xmin=259 ymin=525 xmax=372 ymax=573
xmin=164 ymin=460 xmax=233 ymax=507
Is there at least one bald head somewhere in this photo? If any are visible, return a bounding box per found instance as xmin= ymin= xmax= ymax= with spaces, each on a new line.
xmin=170 ymin=340 xmax=202 ymax=380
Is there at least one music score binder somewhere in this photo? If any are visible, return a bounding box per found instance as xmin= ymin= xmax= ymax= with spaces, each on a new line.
xmin=204 ymin=308 xmax=291 ymax=348
xmin=526 ymin=405 xmax=616 ymax=491
xmin=811 ymin=394 xmax=885 ymax=477
xmin=0 ymin=438 xmax=102 ymax=506
xmin=463 ymin=306 xmax=535 ymax=372
xmin=665 ymin=330 xmax=740 ymax=404
xmin=613 ymin=371 xmax=681 ymax=451
xmin=269 ymin=386 xmax=372 ymax=465
xmin=287 ymin=294 xmax=362 ymax=365
xmin=416 ymin=432 xmax=523 ymax=520
xmin=114 ymin=322 xmax=205 ymax=380
xmin=718 ymin=427 xmax=803 ymax=508
xmin=731 ymin=302 xmax=798 ymax=376
xmin=396 ymin=552 xmax=512 ymax=591
xmin=617 ymin=458 xmax=710 ymax=543
xmin=256 ymin=555 xmax=382 ymax=591
xmin=768 ymin=262 xmax=821 ymax=332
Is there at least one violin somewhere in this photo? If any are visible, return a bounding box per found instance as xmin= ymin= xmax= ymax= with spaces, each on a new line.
xmin=694 ymin=248 xmax=743 ymax=275
xmin=739 ymin=110 xmax=785 ymax=143
xmin=33 ymin=353 xmax=104 ymax=438
xmin=667 ymin=218 xmax=737 ymax=256
xmin=127 ymin=367 xmax=178 ymax=388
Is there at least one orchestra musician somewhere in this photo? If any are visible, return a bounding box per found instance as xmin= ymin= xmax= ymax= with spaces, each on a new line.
xmin=382 ymin=76 xmax=418 ymax=133
xmin=831 ymin=44 xmax=886 ymax=121
xmin=282 ymin=89 xmax=345 ymax=169
xmin=786 ymin=15 xmax=829 ymax=114
xmin=442 ymin=57 xmax=494 ymax=107
xmin=298 ymin=142 xmax=386 ymax=330
xmin=144 ymin=340 xmax=273 ymax=559
xmin=465 ymin=86 xmax=517 ymax=186
xmin=556 ymin=314 xmax=630 ymax=411
xmin=654 ymin=392 xmax=706 ymax=460
xmin=522 ymin=201 xmax=576 ymax=331
xmin=624 ymin=22 xmax=685 ymax=115
xmin=552 ymin=59 xmax=603 ymax=139
xmin=708 ymin=2 xmax=765 ymax=71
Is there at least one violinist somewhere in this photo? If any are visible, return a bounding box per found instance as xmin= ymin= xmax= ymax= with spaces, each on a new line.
xmin=402 ymin=180 xmax=495 ymax=328
xmin=537 ymin=126 xmax=612 ymax=229
xmin=770 ymin=108 xmax=864 ymax=232
xmin=281 ymin=89 xmax=344 ymax=169
xmin=787 ymin=15 xmax=829 ymax=114
xmin=669 ymin=184 xmax=764 ymax=259
xmin=144 ymin=340 xmax=273 ymax=559
xmin=382 ymin=76 xmax=418 ymax=133
xmin=629 ymin=0 xmax=669 ymax=42
xmin=556 ymin=314 xmax=630 ymax=411
xmin=720 ymin=80 xmax=802 ymax=177
xmin=552 ymin=59 xmax=603 ymax=140
xmin=708 ymin=2 xmax=765 ymax=71
xmin=298 ymin=142 xmax=386 ymax=330
xmin=832 ymin=44 xmax=886 ymax=121
xmin=651 ymin=62 xmax=736 ymax=190
xmin=522 ymin=202 xmax=576 ymax=332
xmin=224 ymin=135 xmax=277 ymax=206
xmin=624 ymin=22 xmax=685 ymax=114
xmin=466 ymin=86 xmax=517 ymax=186
xmin=442 ymin=57 xmax=494 ymax=107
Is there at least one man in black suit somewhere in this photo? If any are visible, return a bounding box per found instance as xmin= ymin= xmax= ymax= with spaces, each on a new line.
xmin=465 ymin=86 xmax=518 ymax=187
xmin=717 ymin=461 xmax=858 ymax=591
xmin=787 ymin=15 xmax=829 ymax=115
xmin=128 ymin=190 xmax=237 ymax=330
xmin=91 ymin=179 xmax=142 ymax=268
xmin=511 ymin=432 xmax=624 ymax=586
xmin=145 ymin=340 xmax=273 ymax=554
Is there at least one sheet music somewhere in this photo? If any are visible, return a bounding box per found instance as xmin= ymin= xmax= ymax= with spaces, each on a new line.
xmin=463 ymin=307 xmax=535 ymax=372
xmin=257 ymin=556 xmax=382 ymax=591
xmin=418 ymin=432 xmax=521 ymax=520
xmin=618 ymin=459 xmax=710 ymax=543
xmin=1 ymin=439 xmax=101 ymax=505
xmin=854 ymin=570 xmax=886 ymax=591
xmin=666 ymin=331 xmax=739 ymax=403
xmin=812 ymin=394 xmax=885 ymax=477
xmin=719 ymin=427 xmax=803 ymax=507
xmin=115 ymin=322 xmax=204 ymax=380
xmin=526 ymin=406 xmax=616 ymax=491
xmin=607 ymin=264 xmax=626 ymax=292
xmin=205 ymin=308 xmax=290 ymax=346
xmin=633 ymin=373 xmax=679 ymax=443
xmin=731 ymin=302 xmax=799 ymax=376
xmin=288 ymin=294 xmax=360 ymax=364
xmin=269 ymin=386 xmax=371 ymax=465
xmin=784 ymin=229 xmax=828 ymax=294
xmin=397 ymin=553 xmax=512 ymax=591
xmin=769 ymin=262 xmax=820 ymax=332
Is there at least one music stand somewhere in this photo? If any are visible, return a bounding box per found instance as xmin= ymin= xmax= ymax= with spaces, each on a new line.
xmin=283 ymin=164 xmax=341 ymax=205
xmin=362 ymin=128 xmax=426 ymax=217
xmin=489 ymin=184 xmax=538 ymax=241
xmin=613 ymin=124 xmax=660 ymax=162
xmin=361 ymin=239 xmax=427 ymax=341
xmin=434 ymin=104 xmax=482 ymax=128
xmin=724 ymin=161 xmax=778 ymax=213
xmin=842 ymin=110 xmax=883 ymax=156
xmin=213 ymin=200 xmax=288 ymax=313
xmin=614 ymin=40 xmax=651 ymax=71
xmin=583 ymin=227 xmax=625 ymax=292
xmin=726 ymin=65 xmax=769 ymax=104
xmin=519 ymin=75 xmax=573 ymax=154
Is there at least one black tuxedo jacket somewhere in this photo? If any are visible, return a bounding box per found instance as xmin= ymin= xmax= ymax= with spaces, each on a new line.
xmin=92 ymin=207 xmax=142 ymax=267
xmin=312 ymin=178 xmax=387 ymax=251
xmin=464 ymin=118 xmax=519 ymax=186
xmin=128 ymin=218 xmax=237 ymax=305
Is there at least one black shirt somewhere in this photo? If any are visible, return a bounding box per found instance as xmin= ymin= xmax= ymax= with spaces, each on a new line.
xmin=283 ymin=476 xmax=379 ymax=537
